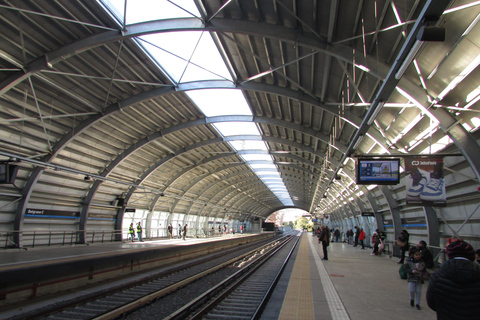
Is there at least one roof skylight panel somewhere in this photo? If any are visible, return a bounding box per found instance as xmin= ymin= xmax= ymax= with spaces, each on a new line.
xmin=187 ymin=89 xmax=251 ymax=116
xmin=140 ymin=32 xmax=233 ymax=83
xmin=102 ymin=0 xmax=200 ymax=24
xmin=230 ymin=140 xmax=268 ymax=151
xmin=100 ymin=0 xmax=292 ymax=207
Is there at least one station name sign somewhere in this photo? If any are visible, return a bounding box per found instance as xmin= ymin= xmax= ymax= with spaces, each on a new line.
xmin=361 ymin=212 xmax=375 ymax=217
xmin=26 ymin=209 xmax=79 ymax=217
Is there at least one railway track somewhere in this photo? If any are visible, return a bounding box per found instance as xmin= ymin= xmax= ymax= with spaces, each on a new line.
xmin=165 ymin=232 xmax=299 ymax=320
xmin=21 ymin=232 xmax=297 ymax=319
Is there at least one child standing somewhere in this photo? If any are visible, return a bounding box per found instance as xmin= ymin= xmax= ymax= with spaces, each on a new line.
xmin=404 ymin=247 xmax=426 ymax=310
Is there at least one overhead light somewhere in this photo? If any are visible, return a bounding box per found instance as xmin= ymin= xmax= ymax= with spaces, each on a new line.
xmin=395 ymin=26 xmax=445 ymax=80
xmin=367 ymin=101 xmax=385 ymax=125
xmin=84 ymin=175 xmax=92 ymax=181
xmin=353 ymin=135 xmax=364 ymax=150
xmin=395 ymin=40 xmax=423 ymax=80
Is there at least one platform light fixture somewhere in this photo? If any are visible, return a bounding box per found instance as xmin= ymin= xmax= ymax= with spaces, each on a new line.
xmin=367 ymin=101 xmax=385 ymax=125
xmin=353 ymin=135 xmax=364 ymax=150
xmin=395 ymin=26 xmax=445 ymax=80
xmin=395 ymin=40 xmax=423 ymax=80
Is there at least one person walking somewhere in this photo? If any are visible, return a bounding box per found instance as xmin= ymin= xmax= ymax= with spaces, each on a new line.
xmin=405 ymin=247 xmax=426 ymax=310
xmin=182 ymin=224 xmax=187 ymax=240
xmin=319 ymin=225 xmax=330 ymax=260
xmin=178 ymin=224 xmax=182 ymax=239
xmin=128 ymin=223 xmax=135 ymax=242
xmin=359 ymin=228 xmax=366 ymax=249
xmin=136 ymin=222 xmax=143 ymax=242
xmin=426 ymin=240 xmax=480 ymax=319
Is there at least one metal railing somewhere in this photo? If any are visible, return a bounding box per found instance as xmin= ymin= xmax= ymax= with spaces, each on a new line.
xmin=386 ymin=241 xmax=446 ymax=268
xmin=1 ymin=227 xmax=252 ymax=249
xmin=1 ymin=230 xmax=122 ymax=249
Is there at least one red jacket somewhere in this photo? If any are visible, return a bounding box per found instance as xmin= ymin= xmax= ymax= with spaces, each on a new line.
xmin=359 ymin=230 xmax=366 ymax=240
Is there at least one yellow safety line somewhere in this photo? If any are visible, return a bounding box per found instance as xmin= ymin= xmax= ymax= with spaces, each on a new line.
xmin=279 ymin=234 xmax=314 ymax=320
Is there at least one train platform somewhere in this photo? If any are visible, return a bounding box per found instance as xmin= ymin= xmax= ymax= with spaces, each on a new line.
xmin=0 ymin=232 xmax=273 ymax=314
xmin=0 ymin=232 xmax=440 ymax=320
xmin=262 ymin=232 xmax=438 ymax=320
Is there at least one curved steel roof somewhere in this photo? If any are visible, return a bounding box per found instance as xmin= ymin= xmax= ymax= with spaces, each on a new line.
xmin=1 ymin=0 xmax=480 ymax=235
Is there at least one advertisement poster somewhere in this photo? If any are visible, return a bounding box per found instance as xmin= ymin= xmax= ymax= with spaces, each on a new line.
xmin=404 ymin=156 xmax=446 ymax=207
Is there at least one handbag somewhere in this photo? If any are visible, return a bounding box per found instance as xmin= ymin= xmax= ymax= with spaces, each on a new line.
xmin=399 ymin=264 xmax=407 ymax=279
xmin=397 ymin=239 xmax=407 ymax=247
xmin=378 ymin=240 xmax=385 ymax=253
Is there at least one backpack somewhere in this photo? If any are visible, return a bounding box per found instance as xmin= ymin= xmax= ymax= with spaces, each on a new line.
xmin=399 ymin=264 xmax=407 ymax=279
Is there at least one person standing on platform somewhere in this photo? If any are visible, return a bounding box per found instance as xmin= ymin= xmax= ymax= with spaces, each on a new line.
xmin=397 ymin=229 xmax=410 ymax=264
xmin=405 ymin=247 xmax=426 ymax=310
xmin=426 ymin=240 xmax=480 ymax=319
xmin=129 ymin=223 xmax=135 ymax=242
xmin=346 ymin=229 xmax=353 ymax=244
xmin=178 ymin=224 xmax=182 ymax=239
xmin=240 ymin=225 xmax=243 ymax=234
xmin=353 ymin=226 xmax=359 ymax=247
xmin=359 ymin=228 xmax=366 ymax=249
xmin=136 ymin=222 xmax=143 ymax=242
xmin=168 ymin=224 xmax=173 ymax=239
xmin=182 ymin=224 xmax=187 ymax=240
xmin=418 ymin=240 xmax=434 ymax=269
xmin=334 ymin=228 xmax=340 ymax=242
xmin=319 ymin=225 xmax=330 ymax=260
xmin=371 ymin=230 xmax=379 ymax=255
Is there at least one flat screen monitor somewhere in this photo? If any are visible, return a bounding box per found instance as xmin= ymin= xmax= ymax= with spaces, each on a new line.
xmin=356 ymin=158 xmax=400 ymax=185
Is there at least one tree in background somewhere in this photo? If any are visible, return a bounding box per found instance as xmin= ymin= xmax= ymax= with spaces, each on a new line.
xmin=266 ymin=211 xmax=284 ymax=226
xmin=283 ymin=221 xmax=294 ymax=229
xmin=294 ymin=216 xmax=313 ymax=231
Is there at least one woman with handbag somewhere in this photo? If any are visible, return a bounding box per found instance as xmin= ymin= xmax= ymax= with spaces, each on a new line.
xmin=397 ymin=229 xmax=410 ymax=264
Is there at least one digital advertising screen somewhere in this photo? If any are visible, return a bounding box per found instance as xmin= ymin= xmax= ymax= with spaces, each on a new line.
xmin=356 ymin=158 xmax=400 ymax=185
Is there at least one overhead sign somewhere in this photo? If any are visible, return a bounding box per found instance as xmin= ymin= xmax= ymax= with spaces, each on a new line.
xmin=361 ymin=212 xmax=375 ymax=216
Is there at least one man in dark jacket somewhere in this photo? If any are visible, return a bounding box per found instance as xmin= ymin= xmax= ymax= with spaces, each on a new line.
xmin=353 ymin=226 xmax=359 ymax=247
xmin=426 ymin=240 xmax=480 ymax=319
xmin=319 ymin=225 xmax=330 ymax=260
xmin=418 ymin=240 xmax=434 ymax=268
xmin=334 ymin=228 xmax=340 ymax=242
